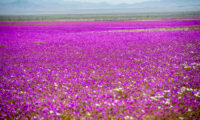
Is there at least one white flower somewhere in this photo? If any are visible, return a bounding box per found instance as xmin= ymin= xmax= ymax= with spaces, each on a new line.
xmin=183 ymin=76 xmax=188 ymax=79
xmin=164 ymin=99 xmax=170 ymax=105
xmin=150 ymin=96 xmax=157 ymax=101
xmin=166 ymin=99 xmax=170 ymax=104
xmin=164 ymin=90 xmax=170 ymax=93
xmin=186 ymin=88 xmax=193 ymax=91
xmin=181 ymin=87 xmax=186 ymax=92
xmin=86 ymin=112 xmax=91 ymax=116
xmin=56 ymin=113 xmax=61 ymax=116
xmin=49 ymin=110 xmax=54 ymax=114
xmin=141 ymin=110 xmax=145 ymax=113
xmin=179 ymin=117 xmax=184 ymax=120
xmin=144 ymin=78 xmax=147 ymax=82
xmin=155 ymin=94 xmax=164 ymax=99
xmin=194 ymin=91 xmax=200 ymax=97
xmin=95 ymin=103 xmax=100 ymax=107
xmin=113 ymin=88 xmax=123 ymax=92
xmin=178 ymin=92 xmax=182 ymax=95
xmin=98 ymin=85 xmax=102 ymax=88
xmin=54 ymin=83 xmax=58 ymax=87
xmin=124 ymin=116 xmax=133 ymax=120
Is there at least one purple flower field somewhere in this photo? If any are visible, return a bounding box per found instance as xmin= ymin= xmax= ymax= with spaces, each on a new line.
xmin=0 ymin=19 xmax=200 ymax=119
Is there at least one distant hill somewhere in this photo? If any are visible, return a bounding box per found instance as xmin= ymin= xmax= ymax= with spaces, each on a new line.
xmin=0 ymin=0 xmax=200 ymax=14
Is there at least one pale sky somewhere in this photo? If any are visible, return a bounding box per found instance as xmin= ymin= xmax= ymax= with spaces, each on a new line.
xmin=0 ymin=0 xmax=158 ymax=5
xmin=65 ymin=0 xmax=157 ymax=4
xmin=1 ymin=0 xmax=200 ymax=14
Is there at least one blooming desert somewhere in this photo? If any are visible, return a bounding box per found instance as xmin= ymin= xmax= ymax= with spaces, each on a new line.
xmin=0 ymin=19 xmax=200 ymax=119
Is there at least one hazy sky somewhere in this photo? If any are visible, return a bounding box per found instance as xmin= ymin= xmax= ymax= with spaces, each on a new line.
xmin=0 ymin=0 xmax=158 ymax=4
xmin=65 ymin=0 xmax=156 ymax=4
xmin=1 ymin=0 xmax=200 ymax=14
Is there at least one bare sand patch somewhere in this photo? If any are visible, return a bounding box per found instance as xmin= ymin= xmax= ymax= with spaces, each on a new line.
xmin=107 ymin=26 xmax=200 ymax=32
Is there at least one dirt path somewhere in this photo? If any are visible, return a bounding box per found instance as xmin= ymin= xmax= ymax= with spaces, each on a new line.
xmin=107 ymin=26 xmax=200 ymax=32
